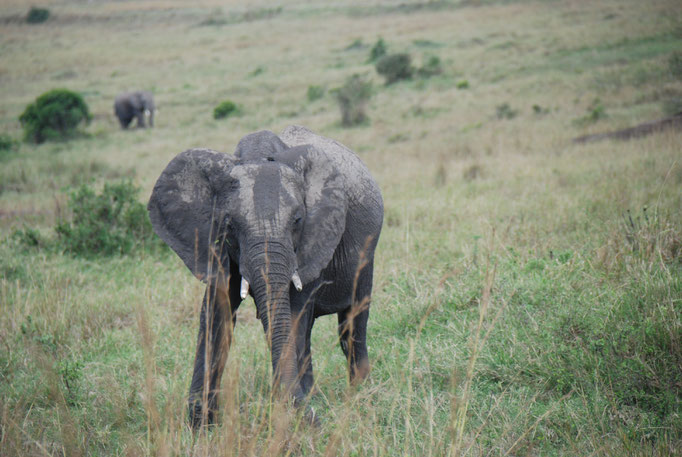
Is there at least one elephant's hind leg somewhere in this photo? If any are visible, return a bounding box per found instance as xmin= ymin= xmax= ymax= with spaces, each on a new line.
xmin=188 ymin=266 xmax=241 ymax=429
xmin=338 ymin=263 xmax=373 ymax=385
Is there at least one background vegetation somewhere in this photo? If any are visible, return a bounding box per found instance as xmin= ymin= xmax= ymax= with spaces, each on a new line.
xmin=213 ymin=100 xmax=240 ymax=120
xmin=19 ymin=89 xmax=91 ymax=143
xmin=1 ymin=0 xmax=680 ymax=455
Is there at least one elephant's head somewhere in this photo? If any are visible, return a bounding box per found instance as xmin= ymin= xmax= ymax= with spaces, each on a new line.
xmin=147 ymin=132 xmax=347 ymax=392
xmin=114 ymin=91 xmax=155 ymax=128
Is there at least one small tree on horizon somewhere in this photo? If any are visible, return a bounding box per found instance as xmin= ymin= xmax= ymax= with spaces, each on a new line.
xmin=335 ymin=74 xmax=373 ymax=127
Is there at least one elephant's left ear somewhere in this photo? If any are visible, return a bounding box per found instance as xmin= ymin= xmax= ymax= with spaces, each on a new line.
xmin=279 ymin=145 xmax=348 ymax=285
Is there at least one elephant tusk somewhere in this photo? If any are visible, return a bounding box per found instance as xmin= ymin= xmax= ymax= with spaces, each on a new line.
xmin=240 ymin=277 xmax=249 ymax=299
xmin=292 ymin=271 xmax=303 ymax=292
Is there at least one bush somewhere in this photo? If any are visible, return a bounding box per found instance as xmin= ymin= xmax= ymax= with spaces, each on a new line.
xmin=456 ymin=79 xmax=469 ymax=89
xmin=669 ymin=52 xmax=682 ymax=80
xmin=26 ymin=7 xmax=50 ymax=24
xmin=249 ymin=66 xmax=264 ymax=77
xmin=12 ymin=226 xmax=46 ymax=251
xmin=573 ymin=98 xmax=607 ymax=126
xmin=335 ymin=74 xmax=373 ymax=127
xmin=495 ymin=103 xmax=518 ymax=120
xmin=19 ymin=89 xmax=91 ymax=143
xmin=0 ymin=134 xmax=17 ymax=151
xmin=417 ymin=56 xmax=443 ymax=78
xmin=376 ymin=53 xmax=414 ymax=85
xmin=532 ymin=104 xmax=549 ymax=115
xmin=307 ymin=85 xmax=325 ymax=102
xmin=0 ymin=134 xmax=18 ymax=161
xmin=213 ymin=100 xmax=239 ymax=119
xmin=368 ymin=37 xmax=387 ymax=62
xmin=55 ymin=180 xmax=161 ymax=257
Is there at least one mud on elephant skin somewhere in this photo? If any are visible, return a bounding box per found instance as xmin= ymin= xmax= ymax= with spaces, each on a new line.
xmin=147 ymin=125 xmax=384 ymax=428
xmin=114 ymin=91 xmax=155 ymax=129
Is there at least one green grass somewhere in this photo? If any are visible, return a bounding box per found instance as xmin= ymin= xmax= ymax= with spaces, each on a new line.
xmin=1 ymin=0 xmax=681 ymax=455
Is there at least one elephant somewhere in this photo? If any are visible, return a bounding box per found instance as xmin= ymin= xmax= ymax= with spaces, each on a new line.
xmin=147 ymin=125 xmax=384 ymax=427
xmin=114 ymin=91 xmax=155 ymax=129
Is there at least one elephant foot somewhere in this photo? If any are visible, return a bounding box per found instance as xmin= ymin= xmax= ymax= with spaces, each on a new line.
xmin=307 ymin=384 xmax=321 ymax=397
xmin=350 ymin=361 xmax=370 ymax=386
xmin=303 ymin=406 xmax=321 ymax=427
xmin=188 ymin=398 xmax=217 ymax=430
xmin=291 ymin=391 xmax=321 ymax=427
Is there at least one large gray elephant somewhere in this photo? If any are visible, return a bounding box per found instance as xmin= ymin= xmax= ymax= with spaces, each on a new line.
xmin=114 ymin=91 xmax=154 ymax=129
xmin=148 ymin=125 xmax=383 ymax=427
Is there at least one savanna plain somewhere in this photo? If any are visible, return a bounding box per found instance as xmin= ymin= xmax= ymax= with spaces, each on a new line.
xmin=1 ymin=0 xmax=681 ymax=455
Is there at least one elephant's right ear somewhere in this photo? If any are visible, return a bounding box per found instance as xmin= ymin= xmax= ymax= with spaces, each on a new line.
xmin=148 ymin=148 xmax=236 ymax=281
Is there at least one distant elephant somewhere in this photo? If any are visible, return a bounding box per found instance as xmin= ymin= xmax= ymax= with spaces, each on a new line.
xmin=114 ymin=91 xmax=154 ymax=129
xmin=148 ymin=125 xmax=384 ymax=427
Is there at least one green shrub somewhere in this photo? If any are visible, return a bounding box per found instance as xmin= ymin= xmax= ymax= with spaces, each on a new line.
xmin=198 ymin=16 xmax=228 ymax=26
xmin=417 ymin=56 xmax=443 ymax=78
xmin=213 ymin=100 xmax=239 ymax=119
xmin=57 ymin=357 xmax=84 ymax=406
xmin=26 ymin=7 xmax=50 ymax=24
xmin=368 ymin=37 xmax=387 ymax=62
xmin=376 ymin=53 xmax=414 ymax=85
xmin=495 ymin=103 xmax=518 ymax=120
xmin=240 ymin=6 xmax=282 ymax=22
xmin=55 ymin=180 xmax=161 ymax=257
xmin=19 ymin=89 xmax=91 ymax=143
xmin=532 ymin=104 xmax=549 ymax=115
xmin=586 ymin=99 xmax=607 ymax=122
xmin=335 ymin=74 xmax=373 ymax=127
xmin=0 ymin=134 xmax=18 ymax=161
xmin=249 ymin=66 xmax=264 ymax=77
xmin=0 ymin=134 xmax=16 ymax=151
xmin=307 ymin=85 xmax=325 ymax=102
xmin=456 ymin=79 xmax=469 ymax=89
xmin=12 ymin=226 xmax=46 ymax=251
xmin=669 ymin=52 xmax=682 ymax=80
xmin=573 ymin=98 xmax=607 ymax=126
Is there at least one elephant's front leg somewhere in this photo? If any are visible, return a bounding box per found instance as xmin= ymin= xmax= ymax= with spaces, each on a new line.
xmin=290 ymin=294 xmax=315 ymax=398
xmin=188 ymin=270 xmax=241 ymax=429
xmin=136 ymin=110 xmax=146 ymax=128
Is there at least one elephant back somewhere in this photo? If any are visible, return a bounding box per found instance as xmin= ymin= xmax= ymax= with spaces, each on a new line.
xmin=279 ymin=125 xmax=383 ymax=221
xmin=114 ymin=91 xmax=154 ymax=110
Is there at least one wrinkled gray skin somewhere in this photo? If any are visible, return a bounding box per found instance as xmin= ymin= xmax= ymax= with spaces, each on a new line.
xmin=148 ymin=125 xmax=383 ymax=428
xmin=114 ymin=91 xmax=155 ymax=129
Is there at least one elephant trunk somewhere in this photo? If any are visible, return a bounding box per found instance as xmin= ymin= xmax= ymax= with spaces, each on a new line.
xmin=244 ymin=242 xmax=299 ymax=396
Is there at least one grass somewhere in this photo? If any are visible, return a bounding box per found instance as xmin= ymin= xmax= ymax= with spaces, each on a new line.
xmin=1 ymin=0 xmax=681 ymax=455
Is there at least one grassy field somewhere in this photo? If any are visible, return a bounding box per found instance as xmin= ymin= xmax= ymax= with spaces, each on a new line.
xmin=1 ymin=0 xmax=681 ymax=455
